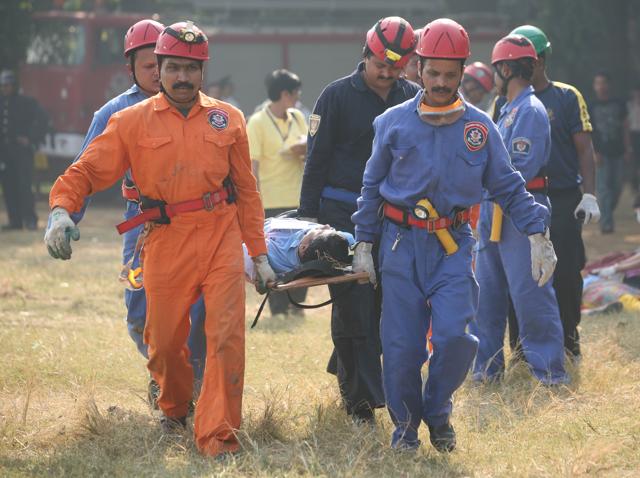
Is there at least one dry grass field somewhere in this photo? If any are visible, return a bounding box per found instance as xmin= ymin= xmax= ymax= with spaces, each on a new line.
xmin=1 ymin=197 xmax=640 ymax=477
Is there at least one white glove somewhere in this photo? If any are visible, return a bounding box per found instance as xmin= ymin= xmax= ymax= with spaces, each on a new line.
xmin=352 ymin=242 xmax=376 ymax=287
xmin=44 ymin=207 xmax=80 ymax=260
xmin=528 ymin=230 xmax=557 ymax=287
xmin=574 ymin=193 xmax=601 ymax=224
xmin=596 ymin=265 xmax=618 ymax=278
xmin=253 ymin=254 xmax=277 ymax=294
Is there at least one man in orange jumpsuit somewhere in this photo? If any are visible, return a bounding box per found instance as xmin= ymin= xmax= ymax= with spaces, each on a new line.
xmin=44 ymin=21 xmax=275 ymax=457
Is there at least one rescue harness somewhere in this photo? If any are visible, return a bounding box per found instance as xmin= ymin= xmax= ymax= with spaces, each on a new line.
xmin=116 ymin=176 xmax=236 ymax=289
xmin=116 ymin=177 xmax=236 ymax=234
xmin=383 ymin=202 xmax=471 ymax=232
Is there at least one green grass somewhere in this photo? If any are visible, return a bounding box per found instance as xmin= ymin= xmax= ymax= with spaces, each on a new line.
xmin=1 ymin=207 xmax=640 ymax=477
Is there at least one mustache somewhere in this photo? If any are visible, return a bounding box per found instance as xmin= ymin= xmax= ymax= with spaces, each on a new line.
xmin=172 ymin=81 xmax=194 ymax=89
xmin=431 ymin=86 xmax=453 ymax=94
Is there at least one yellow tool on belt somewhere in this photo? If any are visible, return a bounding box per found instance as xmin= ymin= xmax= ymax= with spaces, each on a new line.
xmin=489 ymin=203 xmax=503 ymax=242
xmin=414 ymin=198 xmax=459 ymax=255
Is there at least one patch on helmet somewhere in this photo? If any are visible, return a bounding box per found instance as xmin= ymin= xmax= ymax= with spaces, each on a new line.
xmin=511 ymin=137 xmax=531 ymax=155
xmin=207 ymin=108 xmax=228 ymax=130
xmin=464 ymin=121 xmax=488 ymax=152
xmin=309 ymin=114 xmax=321 ymax=137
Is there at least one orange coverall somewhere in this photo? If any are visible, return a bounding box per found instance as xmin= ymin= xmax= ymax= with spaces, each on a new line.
xmin=49 ymin=92 xmax=267 ymax=456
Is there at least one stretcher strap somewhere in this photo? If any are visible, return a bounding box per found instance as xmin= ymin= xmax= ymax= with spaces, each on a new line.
xmin=383 ymin=203 xmax=471 ymax=232
xmin=115 ymin=188 xmax=230 ymax=235
xmin=250 ymin=282 xmax=356 ymax=329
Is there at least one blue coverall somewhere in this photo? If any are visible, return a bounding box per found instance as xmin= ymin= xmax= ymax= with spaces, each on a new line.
xmin=66 ymin=85 xmax=206 ymax=380
xmin=352 ymin=91 xmax=549 ymax=448
xmin=470 ymin=86 xmax=567 ymax=384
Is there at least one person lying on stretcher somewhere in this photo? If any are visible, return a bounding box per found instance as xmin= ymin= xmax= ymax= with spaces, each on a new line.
xmin=243 ymin=217 xmax=354 ymax=290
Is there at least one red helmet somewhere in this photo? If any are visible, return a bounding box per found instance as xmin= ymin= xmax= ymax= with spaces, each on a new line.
xmin=365 ymin=17 xmax=416 ymax=68
xmin=154 ymin=21 xmax=209 ymax=61
xmin=124 ymin=19 xmax=164 ymax=57
xmin=464 ymin=62 xmax=494 ymax=92
xmin=416 ymin=18 xmax=470 ymax=59
xmin=491 ymin=34 xmax=537 ymax=64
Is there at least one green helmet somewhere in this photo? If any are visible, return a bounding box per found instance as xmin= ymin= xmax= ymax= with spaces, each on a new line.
xmin=510 ymin=25 xmax=551 ymax=55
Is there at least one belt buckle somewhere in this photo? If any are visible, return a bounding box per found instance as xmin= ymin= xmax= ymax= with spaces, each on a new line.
xmin=425 ymin=219 xmax=436 ymax=233
xmin=202 ymin=192 xmax=214 ymax=211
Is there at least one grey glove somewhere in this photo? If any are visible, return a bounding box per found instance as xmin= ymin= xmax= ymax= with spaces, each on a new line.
xmin=352 ymin=241 xmax=376 ymax=287
xmin=574 ymin=193 xmax=601 ymax=224
xmin=297 ymin=217 xmax=318 ymax=223
xmin=44 ymin=207 xmax=80 ymax=260
xmin=253 ymin=254 xmax=277 ymax=294
xmin=528 ymin=230 xmax=557 ymax=287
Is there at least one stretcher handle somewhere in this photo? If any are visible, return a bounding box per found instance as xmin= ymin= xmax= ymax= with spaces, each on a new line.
xmin=269 ymin=271 xmax=370 ymax=291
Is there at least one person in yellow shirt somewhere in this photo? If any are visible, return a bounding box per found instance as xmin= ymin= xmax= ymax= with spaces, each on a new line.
xmin=248 ymin=69 xmax=308 ymax=315
xmin=249 ymin=69 xmax=307 ymax=213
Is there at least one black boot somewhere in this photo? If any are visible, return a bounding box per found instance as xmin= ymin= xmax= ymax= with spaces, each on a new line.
xmin=428 ymin=420 xmax=456 ymax=453
xmin=160 ymin=415 xmax=187 ymax=434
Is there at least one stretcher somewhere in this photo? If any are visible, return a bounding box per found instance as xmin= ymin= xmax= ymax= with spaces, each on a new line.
xmin=251 ymin=269 xmax=370 ymax=328
xmin=271 ymin=270 xmax=369 ymax=291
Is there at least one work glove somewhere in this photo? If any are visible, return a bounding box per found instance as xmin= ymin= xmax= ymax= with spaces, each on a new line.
xmin=352 ymin=241 xmax=376 ymax=287
xmin=253 ymin=254 xmax=276 ymax=294
xmin=44 ymin=207 xmax=80 ymax=260
xmin=574 ymin=193 xmax=601 ymax=225
xmin=528 ymin=230 xmax=557 ymax=287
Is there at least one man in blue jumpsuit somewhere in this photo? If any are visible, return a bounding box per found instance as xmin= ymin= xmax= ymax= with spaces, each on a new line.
xmin=45 ymin=19 xmax=206 ymax=401
xmin=503 ymin=26 xmax=600 ymax=361
xmin=298 ymin=17 xmax=420 ymax=422
xmin=470 ymin=35 xmax=567 ymax=385
xmin=351 ymin=19 xmax=557 ymax=452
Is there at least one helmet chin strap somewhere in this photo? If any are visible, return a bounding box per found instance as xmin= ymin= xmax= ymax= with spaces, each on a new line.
xmin=494 ymin=64 xmax=513 ymax=96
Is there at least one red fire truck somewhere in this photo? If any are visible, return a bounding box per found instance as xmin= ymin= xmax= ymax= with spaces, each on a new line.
xmin=20 ymin=11 xmax=147 ymax=163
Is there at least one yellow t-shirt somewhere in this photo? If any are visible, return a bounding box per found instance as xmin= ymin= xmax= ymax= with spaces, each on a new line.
xmin=247 ymin=105 xmax=307 ymax=209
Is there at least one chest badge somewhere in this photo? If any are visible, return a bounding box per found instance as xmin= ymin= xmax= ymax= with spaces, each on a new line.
xmin=546 ymin=108 xmax=555 ymax=122
xmin=464 ymin=121 xmax=488 ymax=152
xmin=207 ymin=108 xmax=229 ymax=130
xmin=503 ymin=107 xmax=518 ymax=128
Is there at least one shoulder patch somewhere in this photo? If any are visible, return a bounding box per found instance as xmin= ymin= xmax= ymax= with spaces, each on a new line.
xmin=207 ymin=108 xmax=229 ymax=130
xmin=309 ymin=114 xmax=321 ymax=137
xmin=464 ymin=121 xmax=488 ymax=152
xmin=511 ymin=137 xmax=532 ymax=155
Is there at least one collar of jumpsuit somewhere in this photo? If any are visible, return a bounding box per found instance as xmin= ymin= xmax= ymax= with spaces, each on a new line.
xmin=498 ymin=84 xmax=535 ymax=121
xmin=153 ymin=89 xmax=214 ymax=116
xmin=416 ymin=90 xmax=467 ymax=126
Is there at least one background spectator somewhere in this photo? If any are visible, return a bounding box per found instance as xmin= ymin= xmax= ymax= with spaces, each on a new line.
xmin=589 ymin=71 xmax=631 ymax=233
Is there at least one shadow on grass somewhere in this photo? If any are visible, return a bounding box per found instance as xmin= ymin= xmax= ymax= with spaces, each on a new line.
xmin=246 ymin=310 xmax=309 ymax=333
